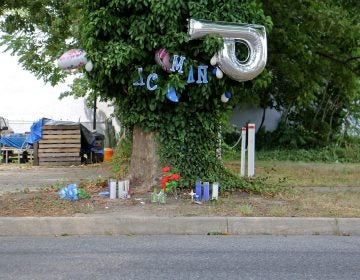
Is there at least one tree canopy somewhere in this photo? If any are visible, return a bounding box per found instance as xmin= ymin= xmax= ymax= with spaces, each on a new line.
xmin=260 ymin=0 xmax=360 ymax=147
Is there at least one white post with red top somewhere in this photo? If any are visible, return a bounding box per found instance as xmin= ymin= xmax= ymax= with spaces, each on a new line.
xmin=247 ymin=123 xmax=255 ymax=177
xmin=240 ymin=127 xmax=247 ymax=176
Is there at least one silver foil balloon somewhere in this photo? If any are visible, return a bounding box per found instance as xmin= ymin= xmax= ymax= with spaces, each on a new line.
xmin=188 ymin=19 xmax=267 ymax=82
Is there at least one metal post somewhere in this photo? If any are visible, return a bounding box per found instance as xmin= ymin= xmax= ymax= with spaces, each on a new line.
xmin=93 ymin=94 xmax=97 ymax=130
xmin=247 ymin=123 xmax=255 ymax=177
xmin=240 ymin=127 xmax=246 ymax=176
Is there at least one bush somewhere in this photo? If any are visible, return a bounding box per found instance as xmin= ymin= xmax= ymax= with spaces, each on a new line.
xmin=110 ymin=134 xmax=132 ymax=178
xmin=256 ymin=144 xmax=360 ymax=163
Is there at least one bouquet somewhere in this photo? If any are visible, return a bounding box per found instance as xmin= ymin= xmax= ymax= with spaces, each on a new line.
xmin=161 ymin=166 xmax=181 ymax=193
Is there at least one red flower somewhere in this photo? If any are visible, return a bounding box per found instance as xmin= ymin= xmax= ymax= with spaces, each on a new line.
xmin=161 ymin=176 xmax=170 ymax=189
xmin=162 ymin=166 xmax=170 ymax=172
xmin=170 ymin=174 xmax=181 ymax=181
xmin=160 ymin=166 xmax=181 ymax=192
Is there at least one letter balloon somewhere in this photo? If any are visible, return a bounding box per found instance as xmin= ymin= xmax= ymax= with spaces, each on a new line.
xmin=188 ymin=19 xmax=267 ymax=82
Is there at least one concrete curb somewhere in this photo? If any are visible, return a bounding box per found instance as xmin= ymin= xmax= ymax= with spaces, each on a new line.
xmin=0 ymin=216 xmax=359 ymax=236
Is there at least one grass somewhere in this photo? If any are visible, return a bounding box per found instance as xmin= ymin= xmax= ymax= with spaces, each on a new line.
xmin=223 ymin=143 xmax=360 ymax=163
xmin=226 ymin=160 xmax=360 ymax=188
xmin=237 ymin=204 xmax=254 ymax=216
xmin=0 ymin=160 xmax=359 ymax=217
xmin=221 ymin=160 xmax=360 ymax=217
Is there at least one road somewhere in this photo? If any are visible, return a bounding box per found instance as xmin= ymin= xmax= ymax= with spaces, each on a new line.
xmin=0 ymin=164 xmax=113 ymax=193
xmin=0 ymin=235 xmax=359 ymax=280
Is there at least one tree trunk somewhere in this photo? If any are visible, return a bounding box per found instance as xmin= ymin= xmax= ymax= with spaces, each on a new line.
xmin=128 ymin=125 xmax=162 ymax=193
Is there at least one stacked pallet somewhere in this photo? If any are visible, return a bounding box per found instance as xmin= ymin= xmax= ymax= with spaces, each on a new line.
xmin=36 ymin=124 xmax=81 ymax=166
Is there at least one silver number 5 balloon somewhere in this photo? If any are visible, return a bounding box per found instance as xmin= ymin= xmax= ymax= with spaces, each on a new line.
xmin=188 ymin=18 xmax=267 ymax=82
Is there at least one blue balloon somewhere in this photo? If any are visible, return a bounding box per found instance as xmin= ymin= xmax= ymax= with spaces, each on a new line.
xmin=166 ymin=86 xmax=179 ymax=103
xmin=211 ymin=67 xmax=217 ymax=76
xmin=225 ymin=91 xmax=232 ymax=99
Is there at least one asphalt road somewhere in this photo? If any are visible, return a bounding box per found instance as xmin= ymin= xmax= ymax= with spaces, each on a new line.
xmin=0 ymin=235 xmax=359 ymax=280
xmin=0 ymin=164 xmax=113 ymax=193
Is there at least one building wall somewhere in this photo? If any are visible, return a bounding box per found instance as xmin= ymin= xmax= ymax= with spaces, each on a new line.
xmin=230 ymin=105 xmax=282 ymax=132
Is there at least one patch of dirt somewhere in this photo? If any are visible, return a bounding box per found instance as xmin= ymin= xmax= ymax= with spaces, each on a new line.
xmin=0 ymin=163 xmax=113 ymax=193
xmin=1 ymin=182 xmax=359 ymax=218
xmin=1 ymin=161 xmax=360 ymax=218
xmin=0 ymin=180 xmax=267 ymax=217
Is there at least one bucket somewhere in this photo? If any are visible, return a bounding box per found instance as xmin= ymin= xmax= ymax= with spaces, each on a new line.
xmin=104 ymin=148 xmax=113 ymax=162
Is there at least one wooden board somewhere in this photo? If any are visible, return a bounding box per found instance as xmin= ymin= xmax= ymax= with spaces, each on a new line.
xmin=39 ymin=161 xmax=82 ymax=166
xmin=38 ymin=152 xmax=80 ymax=157
xmin=41 ymin=134 xmax=81 ymax=140
xmin=42 ymin=125 xmax=80 ymax=130
xmin=39 ymin=157 xmax=81 ymax=162
xmin=38 ymin=143 xmax=81 ymax=149
xmin=39 ymin=139 xmax=80 ymax=144
xmin=42 ymin=130 xmax=80 ymax=135
xmin=35 ymin=148 xmax=80 ymax=153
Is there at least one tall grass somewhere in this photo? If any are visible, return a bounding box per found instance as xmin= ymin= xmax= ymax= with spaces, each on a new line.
xmin=223 ymin=143 xmax=360 ymax=163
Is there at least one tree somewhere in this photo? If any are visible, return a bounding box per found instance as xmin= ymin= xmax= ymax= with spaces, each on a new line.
xmin=1 ymin=0 xmax=272 ymax=191
xmin=260 ymin=0 xmax=360 ymax=147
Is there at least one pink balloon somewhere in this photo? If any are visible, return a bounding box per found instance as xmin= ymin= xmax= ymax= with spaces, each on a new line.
xmin=155 ymin=48 xmax=171 ymax=73
xmin=57 ymin=49 xmax=88 ymax=70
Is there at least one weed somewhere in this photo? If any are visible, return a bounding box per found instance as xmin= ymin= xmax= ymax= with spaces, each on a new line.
xmin=269 ymin=204 xmax=289 ymax=216
xmin=238 ymin=204 xmax=254 ymax=216
xmin=38 ymin=180 xmax=68 ymax=192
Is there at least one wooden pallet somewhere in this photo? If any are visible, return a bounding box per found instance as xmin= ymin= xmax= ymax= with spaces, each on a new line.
xmin=35 ymin=124 xmax=82 ymax=166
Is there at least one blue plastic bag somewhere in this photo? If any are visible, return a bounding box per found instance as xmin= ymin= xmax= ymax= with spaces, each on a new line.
xmin=58 ymin=184 xmax=78 ymax=201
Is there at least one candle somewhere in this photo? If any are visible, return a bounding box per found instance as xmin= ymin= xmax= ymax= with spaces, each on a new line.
xmin=109 ymin=179 xmax=117 ymax=199
xmin=195 ymin=181 xmax=202 ymax=201
xmin=118 ymin=180 xmax=125 ymax=198
xmin=124 ymin=180 xmax=130 ymax=198
xmin=203 ymin=182 xmax=210 ymax=201
xmin=212 ymin=182 xmax=219 ymax=200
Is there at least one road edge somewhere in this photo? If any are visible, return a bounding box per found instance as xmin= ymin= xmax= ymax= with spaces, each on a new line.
xmin=1 ymin=216 xmax=360 ymax=236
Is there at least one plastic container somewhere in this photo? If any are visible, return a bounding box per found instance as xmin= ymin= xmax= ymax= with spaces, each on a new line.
xmin=104 ymin=148 xmax=113 ymax=162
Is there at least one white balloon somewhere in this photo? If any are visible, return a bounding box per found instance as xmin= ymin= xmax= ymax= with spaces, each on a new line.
xmin=85 ymin=61 xmax=93 ymax=72
xmin=216 ymin=67 xmax=223 ymax=79
xmin=210 ymin=55 xmax=217 ymax=66
xmin=221 ymin=94 xmax=229 ymax=103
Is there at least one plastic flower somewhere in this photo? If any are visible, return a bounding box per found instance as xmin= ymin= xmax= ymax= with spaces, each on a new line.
xmin=160 ymin=166 xmax=181 ymax=192
xmin=162 ymin=166 xmax=170 ymax=172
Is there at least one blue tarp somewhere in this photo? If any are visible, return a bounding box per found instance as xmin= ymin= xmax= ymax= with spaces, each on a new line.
xmin=0 ymin=134 xmax=27 ymax=149
xmin=25 ymin=118 xmax=48 ymax=144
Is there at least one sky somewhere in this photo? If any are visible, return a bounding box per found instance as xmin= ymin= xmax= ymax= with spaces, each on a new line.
xmin=0 ymin=49 xmax=115 ymax=133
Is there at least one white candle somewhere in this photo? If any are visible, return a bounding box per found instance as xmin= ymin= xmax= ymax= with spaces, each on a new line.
xmin=109 ymin=179 xmax=117 ymax=199
xmin=124 ymin=180 xmax=130 ymax=198
xmin=212 ymin=182 xmax=219 ymax=200
xmin=118 ymin=180 xmax=125 ymax=198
